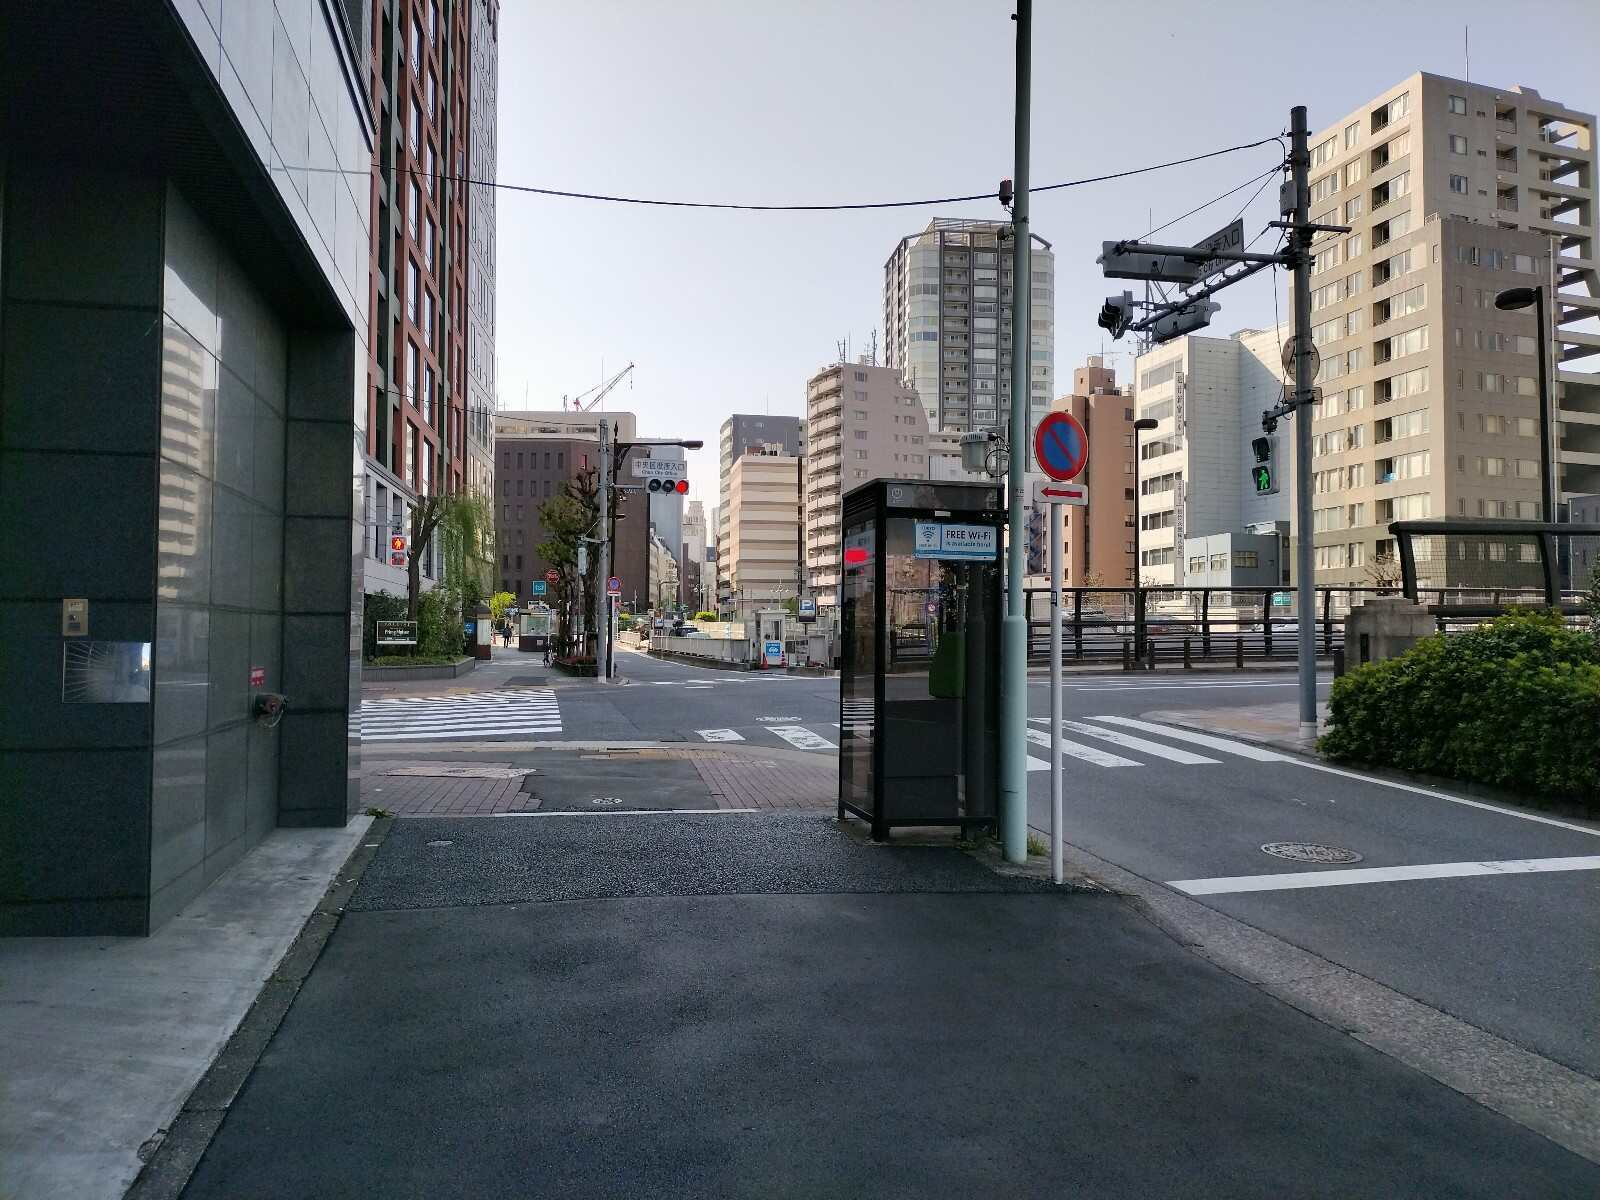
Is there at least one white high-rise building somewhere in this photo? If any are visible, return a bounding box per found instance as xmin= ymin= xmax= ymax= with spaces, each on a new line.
xmin=1132 ymin=327 xmax=1291 ymax=585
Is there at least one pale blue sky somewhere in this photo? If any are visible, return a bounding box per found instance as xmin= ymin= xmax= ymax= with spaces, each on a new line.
xmin=496 ymin=0 xmax=1599 ymax=501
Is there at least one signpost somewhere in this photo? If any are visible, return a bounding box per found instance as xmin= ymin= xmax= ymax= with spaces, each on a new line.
xmin=545 ymin=568 xmax=559 ymax=584
xmin=1031 ymin=409 xmax=1091 ymax=886
xmin=375 ymin=620 xmax=418 ymax=647
xmin=530 ymin=580 xmax=547 ymax=597
xmin=1193 ymin=217 xmax=1245 ymax=279
xmin=606 ymin=576 xmax=622 ymax=596
xmin=797 ymin=597 xmax=817 ymax=623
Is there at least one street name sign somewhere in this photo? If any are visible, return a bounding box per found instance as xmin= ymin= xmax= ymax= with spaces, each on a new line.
xmin=1193 ymin=218 xmax=1245 ymax=278
xmin=631 ymin=458 xmax=687 ymax=481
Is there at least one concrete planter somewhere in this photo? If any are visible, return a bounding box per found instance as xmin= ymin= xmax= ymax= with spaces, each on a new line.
xmin=361 ymin=657 xmax=476 ymax=683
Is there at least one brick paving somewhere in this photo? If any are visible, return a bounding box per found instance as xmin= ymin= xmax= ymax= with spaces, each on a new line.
xmin=692 ymin=754 xmax=836 ymax=810
xmin=362 ymin=764 xmax=536 ymax=816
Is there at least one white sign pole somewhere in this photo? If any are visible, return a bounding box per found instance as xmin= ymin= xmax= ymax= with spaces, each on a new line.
xmin=1049 ymin=501 xmax=1064 ymax=886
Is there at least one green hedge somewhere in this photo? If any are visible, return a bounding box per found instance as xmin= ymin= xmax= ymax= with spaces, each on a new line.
xmin=362 ymin=589 xmax=465 ymax=661
xmin=1320 ymin=609 xmax=1600 ymax=805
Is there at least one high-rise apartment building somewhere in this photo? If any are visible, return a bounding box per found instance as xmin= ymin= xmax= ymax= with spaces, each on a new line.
xmin=361 ymin=0 xmax=497 ymax=596
xmin=1132 ymin=328 xmax=1290 ymax=585
xmin=1292 ymin=73 xmax=1597 ymax=585
xmin=803 ymin=360 xmax=930 ymax=607
xmin=725 ymin=450 xmax=803 ymax=612
xmin=883 ymin=217 xmax=1057 ymax=572
xmin=716 ymin=414 xmax=805 ymax=602
xmin=1051 ymin=357 xmax=1137 ymax=587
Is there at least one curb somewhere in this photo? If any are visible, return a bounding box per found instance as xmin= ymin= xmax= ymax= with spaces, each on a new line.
xmin=124 ymin=818 xmax=395 ymax=1200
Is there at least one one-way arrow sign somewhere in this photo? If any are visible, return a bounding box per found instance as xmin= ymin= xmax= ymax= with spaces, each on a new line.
xmin=1033 ymin=479 xmax=1087 ymax=506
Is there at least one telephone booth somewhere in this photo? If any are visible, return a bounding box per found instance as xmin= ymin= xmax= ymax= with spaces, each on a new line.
xmin=837 ymin=479 xmax=1005 ymax=839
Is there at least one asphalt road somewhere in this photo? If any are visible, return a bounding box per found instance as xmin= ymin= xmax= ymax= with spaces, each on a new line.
xmin=362 ymin=648 xmax=1599 ymax=1083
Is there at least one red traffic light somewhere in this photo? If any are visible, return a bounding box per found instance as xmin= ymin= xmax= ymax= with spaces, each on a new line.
xmin=389 ymin=535 xmax=407 ymax=552
xmin=674 ymin=479 xmax=689 ymax=494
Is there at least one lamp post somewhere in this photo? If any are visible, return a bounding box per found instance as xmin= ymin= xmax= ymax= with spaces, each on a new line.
xmin=1130 ymin=416 xmax=1159 ymax=658
xmin=1494 ymin=286 xmax=1554 ymax=524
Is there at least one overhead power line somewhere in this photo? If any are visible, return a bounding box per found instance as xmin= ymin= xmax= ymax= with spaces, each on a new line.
xmin=299 ymin=135 xmax=1284 ymax=213
xmin=1143 ymin=163 xmax=1284 ymax=242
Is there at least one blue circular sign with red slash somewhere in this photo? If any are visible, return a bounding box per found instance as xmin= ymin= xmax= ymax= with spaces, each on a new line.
xmin=1034 ymin=411 xmax=1089 ymax=482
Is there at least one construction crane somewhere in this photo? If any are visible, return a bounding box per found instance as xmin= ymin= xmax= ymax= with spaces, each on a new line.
xmin=564 ymin=362 xmax=635 ymax=411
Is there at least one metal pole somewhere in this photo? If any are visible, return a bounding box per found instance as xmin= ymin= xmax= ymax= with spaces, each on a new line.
xmin=1535 ymin=286 xmax=1554 ymax=524
xmin=596 ymin=419 xmax=612 ymax=681
xmin=999 ymin=0 xmax=1032 ymax=865
xmin=1048 ymin=499 xmax=1063 ymax=885
xmin=1289 ymin=105 xmax=1317 ymax=741
xmin=1132 ymin=426 xmax=1142 ymax=653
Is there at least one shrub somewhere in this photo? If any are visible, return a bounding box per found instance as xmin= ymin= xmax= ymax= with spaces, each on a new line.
xmin=1320 ymin=609 xmax=1600 ymax=806
xmin=361 ymin=591 xmax=409 ymax=660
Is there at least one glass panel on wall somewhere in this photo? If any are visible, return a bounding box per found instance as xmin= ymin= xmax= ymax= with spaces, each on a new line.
xmin=839 ymin=519 xmax=877 ymax=811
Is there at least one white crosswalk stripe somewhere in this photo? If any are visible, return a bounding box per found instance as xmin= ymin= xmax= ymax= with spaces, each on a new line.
xmin=1024 ymin=727 xmax=1138 ymax=768
xmin=840 ymin=698 xmax=875 ymax=739
xmin=768 ymin=726 xmax=837 ymax=751
xmin=1089 ymin=716 xmax=1289 ymax=762
xmin=1030 ymin=719 xmax=1220 ymax=765
xmin=359 ymin=689 xmax=562 ymax=742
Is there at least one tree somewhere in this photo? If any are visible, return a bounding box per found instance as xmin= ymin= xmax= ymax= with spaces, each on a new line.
xmin=536 ymin=467 xmax=600 ymax=656
xmin=407 ymin=490 xmax=495 ymax=623
xmin=1365 ymin=554 xmax=1403 ymax=592
xmin=488 ymin=591 xmax=516 ymax=623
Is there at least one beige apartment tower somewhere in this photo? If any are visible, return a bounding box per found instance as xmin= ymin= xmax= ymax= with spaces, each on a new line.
xmin=725 ymin=450 xmax=803 ymax=610
xmin=1291 ymin=73 xmax=1596 ymax=586
xmin=1052 ymin=357 xmax=1137 ymax=586
xmin=803 ymin=360 xmax=931 ymax=607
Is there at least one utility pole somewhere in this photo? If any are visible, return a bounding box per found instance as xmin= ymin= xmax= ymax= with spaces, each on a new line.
xmin=1288 ymin=105 xmax=1317 ymax=741
xmin=596 ymin=418 xmax=612 ymax=681
xmin=1000 ymin=0 xmax=1032 ymax=865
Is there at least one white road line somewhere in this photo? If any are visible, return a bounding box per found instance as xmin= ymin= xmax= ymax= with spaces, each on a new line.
xmin=1045 ymin=719 xmax=1220 ymax=765
xmin=1090 ymin=716 xmax=1290 ymax=762
xmin=1024 ymin=727 xmax=1139 ymax=768
xmin=1066 ymin=682 xmax=1304 ymax=692
xmin=493 ymin=808 xmax=758 ymax=817
xmin=1169 ymin=855 xmax=1600 ymax=896
xmin=697 ymin=729 xmax=746 ymax=742
xmin=362 ymin=726 xmax=561 ymax=741
xmin=767 ymin=726 xmax=838 ymax=751
xmin=1290 ymin=759 xmax=1600 ymax=839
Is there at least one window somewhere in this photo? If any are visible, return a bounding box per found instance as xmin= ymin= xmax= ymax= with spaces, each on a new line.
xmin=1376 ymin=365 xmax=1428 ymax=402
xmin=1140 ymin=361 xmax=1180 ymax=390
xmin=1374 ymin=325 xmax=1428 ymax=364
xmin=1313 ymin=505 xmax=1346 ymax=532
xmin=1372 ymin=211 xmax=1410 ymax=246
xmin=1344 ymin=121 xmax=1360 ymax=149
xmin=1375 ymin=407 xmax=1429 ymax=443
xmin=1210 ymin=554 xmax=1227 ymax=571
xmin=1371 ymin=170 xmax=1410 ymax=210
xmin=1345 ymin=233 xmax=1363 ymax=260
xmin=1376 ymin=450 xmax=1429 ymax=482
xmin=1312 ymin=244 xmax=1341 ymax=275
xmin=1315 ymin=545 xmax=1349 ymax=570
xmin=412 ymin=16 xmax=423 ymax=73
xmin=1344 ymin=158 xmax=1363 ymax=187
xmin=408 ymin=180 xmax=420 ymax=235
xmin=430 ymin=0 xmax=439 ymax=40
xmin=405 ymin=340 xmax=418 ymax=402
xmin=1310 ymin=136 xmax=1337 ymax=167
xmin=1449 ymin=134 xmax=1468 ymax=156
xmin=1449 ymin=174 xmax=1469 ymax=194
xmin=422 ymin=292 xmax=434 ymax=348
xmin=406 ymin=259 xmax=419 ymax=322
xmin=852 ymin=449 xmax=867 ymax=461
xmin=1233 ymin=550 xmax=1259 ymax=569
xmin=1344 ymin=195 xmax=1364 ymax=222
xmin=410 ymin=97 xmax=421 ymax=154
xmin=1376 ymin=492 xmax=1431 ymax=522
xmin=423 ymin=364 xmax=434 ymax=424
xmin=1448 ymin=94 xmax=1467 ymax=115
xmin=1310 ymin=173 xmax=1340 ymax=203
xmin=424 ymin=216 xmax=435 ymax=269
xmin=406 ymin=423 xmax=418 ymax=485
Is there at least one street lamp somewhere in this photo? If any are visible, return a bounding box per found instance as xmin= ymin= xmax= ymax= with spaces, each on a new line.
xmin=1494 ymin=286 xmax=1554 ymax=526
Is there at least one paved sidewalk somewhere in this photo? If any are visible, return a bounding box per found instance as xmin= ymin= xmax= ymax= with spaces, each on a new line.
xmin=1146 ymin=699 xmax=1326 ymax=752
xmin=177 ymin=812 xmax=1599 ymax=1198
xmin=0 ymin=820 xmax=370 ymax=1200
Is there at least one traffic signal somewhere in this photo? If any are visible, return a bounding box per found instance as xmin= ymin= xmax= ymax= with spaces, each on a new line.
xmin=387 ymin=534 xmax=408 ymax=567
xmin=646 ymin=477 xmax=689 ymax=493
xmin=1097 ymin=291 xmax=1135 ymax=339
xmin=1149 ymin=300 xmax=1220 ymax=344
xmin=1250 ymin=437 xmax=1279 ymax=495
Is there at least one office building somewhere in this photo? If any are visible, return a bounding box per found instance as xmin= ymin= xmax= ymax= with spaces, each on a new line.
xmin=681 ymin=500 xmax=715 ymax=610
xmin=716 ymin=414 xmax=805 ymax=602
xmin=1292 ymin=73 xmax=1597 ymax=585
xmin=491 ymin=435 xmax=647 ymax=606
xmin=1049 ymin=357 xmax=1139 ymax=587
xmin=361 ymin=0 xmax=499 ymax=597
xmin=1132 ymin=328 xmax=1290 ymax=585
xmin=724 ymin=450 xmax=803 ymax=612
xmin=1 ymin=1 xmax=370 ymax=933
xmin=803 ymin=360 xmax=930 ymax=607
xmin=464 ymin=0 xmax=499 ymax=501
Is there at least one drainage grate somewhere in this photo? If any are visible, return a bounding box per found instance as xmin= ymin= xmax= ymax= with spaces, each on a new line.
xmin=1260 ymin=841 xmax=1363 ymax=864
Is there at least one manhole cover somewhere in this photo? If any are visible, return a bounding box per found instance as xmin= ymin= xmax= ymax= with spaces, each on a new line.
xmin=1260 ymin=841 xmax=1362 ymax=864
xmin=426 ymin=839 xmax=454 ymax=848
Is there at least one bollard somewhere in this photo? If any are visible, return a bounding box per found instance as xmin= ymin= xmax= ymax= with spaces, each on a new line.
xmin=1122 ymin=640 xmax=1132 ymax=671
xmin=1145 ymin=640 xmax=1156 ymax=671
xmin=1235 ymin=637 xmax=1244 ymax=668
xmin=1333 ymin=647 xmax=1346 ymax=677
xmin=1183 ymin=638 xmax=1192 ymax=669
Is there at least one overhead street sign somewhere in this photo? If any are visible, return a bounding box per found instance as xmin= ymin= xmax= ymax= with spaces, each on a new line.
xmin=1033 ymin=411 xmax=1088 ymax=482
xmin=1193 ymin=218 xmax=1245 ymax=278
xmin=1099 ymin=241 xmax=1201 ymax=286
xmin=631 ymin=457 xmax=687 ymax=481
xmin=1033 ymin=479 xmax=1088 ymax=506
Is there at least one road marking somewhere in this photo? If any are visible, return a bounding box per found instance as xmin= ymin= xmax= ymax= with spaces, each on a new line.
xmin=757 ymin=716 xmax=802 ymax=723
xmin=683 ymin=685 xmax=713 ymax=690
xmin=1090 ymin=716 xmax=1290 ymax=762
xmin=1024 ymin=727 xmax=1138 ymax=768
xmin=1066 ymin=682 xmax=1305 ymax=692
xmin=768 ymin=726 xmax=838 ymax=751
xmin=493 ymin=808 xmax=758 ymax=817
xmin=697 ymin=728 xmax=745 ymax=742
xmin=1169 ymin=855 xmax=1600 ymax=896
xmin=1290 ymin=759 xmax=1600 ymax=839
xmin=1037 ymin=719 xmax=1220 ymax=765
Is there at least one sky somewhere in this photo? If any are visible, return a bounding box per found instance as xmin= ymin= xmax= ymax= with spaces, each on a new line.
xmin=495 ymin=0 xmax=1600 ymax=503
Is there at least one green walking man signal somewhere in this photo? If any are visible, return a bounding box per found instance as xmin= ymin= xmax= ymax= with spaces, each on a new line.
xmin=1251 ymin=437 xmax=1278 ymax=495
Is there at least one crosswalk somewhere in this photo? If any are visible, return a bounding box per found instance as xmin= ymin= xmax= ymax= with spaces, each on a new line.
xmin=1024 ymin=715 xmax=1287 ymax=770
xmin=359 ymin=689 xmax=562 ymax=742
